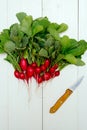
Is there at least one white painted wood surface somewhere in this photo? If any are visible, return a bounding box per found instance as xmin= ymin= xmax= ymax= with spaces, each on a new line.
xmin=0 ymin=0 xmax=87 ymax=130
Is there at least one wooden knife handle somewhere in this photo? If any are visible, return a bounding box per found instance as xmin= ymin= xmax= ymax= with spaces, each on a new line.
xmin=49 ymin=89 xmax=73 ymax=113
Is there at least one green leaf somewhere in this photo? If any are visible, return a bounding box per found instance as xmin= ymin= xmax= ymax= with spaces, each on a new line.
xmin=54 ymin=41 xmax=60 ymax=49
xmin=1 ymin=29 xmax=10 ymax=40
xmin=0 ymin=46 xmax=5 ymax=53
xmin=47 ymin=24 xmax=60 ymax=40
xmin=45 ymin=36 xmax=54 ymax=47
xmin=52 ymin=51 xmax=56 ymax=58
xmin=27 ymin=56 xmax=32 ymax=64
xmin=57 ymin=23 xmax=68 ymax=33
xmin=60 ymin=35 xmax=70 ymax=53
xmin=20 ymin=15 xmax=33 ymax=36
xmin=32 ymin=48 xmax=37 ymax=55
xmin=69 ymin=39 xmax=78 ymax=49
xmin=23 ymin=49 xmax=28 ymax=59
xmin=39 ymin=48 xmax=48 ymax=58
xmin=32 ymin=20 xmax=43 ymax=36
xmin=36 ymin=17 xmax=50 ymax=29
xmin=58 ymin=61 xmax=69 ymax=70
xmin=21 ymin=35 xmax=28 ymax=47
xmin=32 ymin=42 xmax=40 ymax=51
xmin=5 ymin=53 xmax=21 ymax=71
xmin=76 ymin=58 xmax=85 ymax=66
xmin=10 ymin=23 xmax=24 ymax=44
xmin=64 ymin=54 xmax=76 ymax=64
xmin=34 ymin=37 xmax=45 ymax=48
xmin=0 ymin=29 xmax=10 ymax=47
xmin=54 ymin=41 xmax=61 ymax=54
xmin=64 ymin=54 xmax=85 ymax=66
xmin=48 ymin=23 xmax=60 ymax=30
xmin=49 ymin=46 xmax=54 ymax=55
xmin=55 ymin=54 xmax=64 ymax=63
xmin=4 ymin=41 xmax=15 ymax=52
xmin=35 ymin=36 xmax=45 ymax=43
xmin=67 ymin=40 xmax=87 ymax=56
xmin=16 ymin=12 xmax=27 ymax=23
xmin=36 ymin=58 xmax=41 ymax=66
xmin=33 ymin=25 xmax=43 ymax=36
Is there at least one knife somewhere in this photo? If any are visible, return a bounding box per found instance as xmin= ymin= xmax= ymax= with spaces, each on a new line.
xmin=50 ymin=76 xmax=84 ymax=114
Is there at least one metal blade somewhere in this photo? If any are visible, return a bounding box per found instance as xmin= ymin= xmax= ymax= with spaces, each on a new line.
xmin=70 ymin=76 xmax=84 ymax=91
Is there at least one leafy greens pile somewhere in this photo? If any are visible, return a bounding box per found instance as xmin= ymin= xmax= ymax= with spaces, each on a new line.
xmin=0 ymin=12 xmax=87 ymax=78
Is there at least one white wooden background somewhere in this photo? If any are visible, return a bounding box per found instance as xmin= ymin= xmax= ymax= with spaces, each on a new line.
xmin=0 ymin=0 xmax=87 ymax=130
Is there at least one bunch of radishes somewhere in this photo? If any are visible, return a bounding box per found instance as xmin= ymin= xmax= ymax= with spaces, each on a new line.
xmin=14 ymin=58 xmax=60 ymax=84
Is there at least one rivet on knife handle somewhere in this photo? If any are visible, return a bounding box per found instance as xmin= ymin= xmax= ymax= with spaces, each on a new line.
xmin=49 ymin=89 xmax=73 ymax=113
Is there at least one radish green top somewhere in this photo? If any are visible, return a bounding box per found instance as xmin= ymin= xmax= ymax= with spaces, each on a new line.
xmin=0 ymin=12 xmax=87 ymax=72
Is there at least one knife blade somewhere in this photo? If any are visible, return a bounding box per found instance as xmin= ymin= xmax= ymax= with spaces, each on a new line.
xmin=50 ymin=76 xmax=84 ymax=114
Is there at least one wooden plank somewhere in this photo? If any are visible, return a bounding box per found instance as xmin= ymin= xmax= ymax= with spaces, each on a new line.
xmin=4 ymin=0 xmax=42 ymax=130
xmin=0 ymin=0 xmax=8 ymax=30
xmin=78 ymin=0 xmax=87 ymax=130
xmin=42 ymin=0 xmax=79 ymax=130
xmin=7 ymin=0 xmax=42 ymax=26
xmin=0 ymin=0 xmax=9 ymax=130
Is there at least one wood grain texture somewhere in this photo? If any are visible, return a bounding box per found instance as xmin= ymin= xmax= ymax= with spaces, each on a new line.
xmin=42 ymin=0 xmax=79 ymax=130
xmin=0 ymin=0 xmax=87 ymax=130
xmin=78 ymin=0 xmax=87 ymax=130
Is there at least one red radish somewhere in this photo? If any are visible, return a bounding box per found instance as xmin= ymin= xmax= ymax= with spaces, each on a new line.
xmin=37 ymin=76 xmax=43 ymax=84
xmin=19 ymin=58 xmax=28 ymax=71
xmin=35 ymin=67 xmax=41 ymax=74
xmin=34 ymin=74 xmax=41 ymax=84
xmin=53 ymin=64 xmax=58 ymax=69
xmin=26 ymin=66 xmax=34 ymax=77
xmin=33 ymin=73 xmax=39 ymax=80
xmin=24 ymin=73 xmax=29 ymax=83
xmin=14 ymin=70 xmax=20 ymax=78
xmin=44 ymin=59 xmax=50 ymax=68
xmin=41 ymin=65 xmax=46 ymax=71
xmin=32 ymin=62 xmax=37 ymax=68
xmin=33 ymin=72 xmax=37 ymax=79
xmin=55 ymin=71 xmax=60 ymax=76
xmin=49 ymin=67 xmax=55 ymax=73
xmin=43 ymin=72 xmax=50 ymax=81
xmin=50 ymin=73 xmax=55 ymax=78
xmin=19 ymin=72 xmax=25 ymax=79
